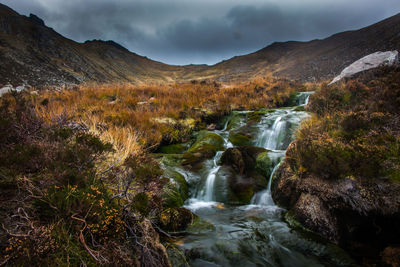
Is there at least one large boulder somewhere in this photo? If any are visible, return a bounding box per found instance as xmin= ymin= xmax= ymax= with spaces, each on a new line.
xmin=182 ymin=132 xmax=224 ymax=170
xmin=218 ymin=146 xmax=273 ymax=204
xmin=271 ymin=160 xmax=400 ymax=264
xmin=329 ymin=50 xmax=399 ymax=85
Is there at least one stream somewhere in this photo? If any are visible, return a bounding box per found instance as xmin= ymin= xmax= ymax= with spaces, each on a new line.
xmin=162 ymin=92 xmax=356 ymax=267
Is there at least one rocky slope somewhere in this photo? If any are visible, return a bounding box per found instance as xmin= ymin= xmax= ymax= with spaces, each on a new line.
xmin=0 ymin=3 xmax=198 ymax=87
xmin=1 ymin=3 xmax=400 ymax=87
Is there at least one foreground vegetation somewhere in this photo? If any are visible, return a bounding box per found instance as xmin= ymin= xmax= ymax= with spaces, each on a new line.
xmin=0 ymin=77 xmax=306 ymax=265
xmin=288 ymin=66 xmax=400 ymax=182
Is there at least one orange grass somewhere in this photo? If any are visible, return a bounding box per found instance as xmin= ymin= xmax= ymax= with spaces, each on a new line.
xmin=32 ymin=78 xmax=305 ymax=161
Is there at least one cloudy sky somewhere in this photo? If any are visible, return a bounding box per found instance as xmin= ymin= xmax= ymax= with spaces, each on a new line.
xmin=2 ymin=0 xmax=400 ymax=65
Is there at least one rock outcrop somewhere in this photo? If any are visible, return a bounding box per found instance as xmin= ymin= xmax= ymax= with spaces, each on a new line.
xmin=329 ymin=50 xmax=399 ymax=84
xmin=215 ymin=146 xmax=273 ymax=204
xmin=271 ymin=158 xmax=400 ymax=263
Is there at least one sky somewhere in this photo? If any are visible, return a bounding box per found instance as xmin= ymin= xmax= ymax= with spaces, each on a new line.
xmin=2 ymin=0 xmax=400 ymax=65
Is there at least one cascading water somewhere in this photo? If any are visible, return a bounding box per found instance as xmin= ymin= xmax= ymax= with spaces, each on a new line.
xmin=168 ymin=92 xmax=355 ymax=266
xmin=201 ymin=151 xmax=223 ymax=201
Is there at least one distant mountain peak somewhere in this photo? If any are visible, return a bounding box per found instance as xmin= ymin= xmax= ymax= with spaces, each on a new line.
xmin=28 ymin=13 xmax=45 ymax=26
xmin=84 ymin=39 xmax=129 ymax=52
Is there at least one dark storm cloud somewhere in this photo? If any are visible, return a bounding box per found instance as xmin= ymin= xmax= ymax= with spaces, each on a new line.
xmin=2 ymin=0 xmax=400 ymax=65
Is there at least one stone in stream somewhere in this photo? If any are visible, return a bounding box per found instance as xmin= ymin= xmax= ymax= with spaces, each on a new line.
xmin=215 ymin=146 xmax=274 ymax=204
xmin=271 ymin=158 xmax=400 ymax=262
xmin=182 ymin=132 xmax=224 ymax=170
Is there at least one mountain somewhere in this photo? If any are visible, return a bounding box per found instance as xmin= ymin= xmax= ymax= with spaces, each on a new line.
xmin=0 ymin=3 xmax=201 ymax=87
xmin=0 ymin=3 xmax=400 ymax=87
xmin=199 ymin=12 xmax=400 ymax=82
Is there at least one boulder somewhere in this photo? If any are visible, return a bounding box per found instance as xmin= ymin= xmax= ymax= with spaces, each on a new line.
xmin=329 ymin=50 xmax=399 ymax=85
xmin=157 ymin=208 xmax=196 ymax=232
xmin=271 ymin=160 xmax=400 ymax=263
xmin=218 ymin=146 xmax=272 ymax=204
xmin=182 ymin=132 xmax=224 ymax=170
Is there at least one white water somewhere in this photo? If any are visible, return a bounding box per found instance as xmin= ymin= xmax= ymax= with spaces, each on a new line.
xmin=173 ymin=92 xmax=354 ymax=266
xmin=202 ymin=151 xmax=223 ymax=201
xmin=251 ymin=163 xmax=281 ymax=206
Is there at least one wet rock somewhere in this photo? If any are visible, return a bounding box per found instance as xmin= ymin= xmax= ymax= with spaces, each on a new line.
xmin=219 ymin=146 xmax=271 ymax=204
xmin=228 ymin=131 xmax=253 ymax=146
xmin=164 ymin=169 xmax=189 ymax=201
xmin=158 ymin=208 xmax=196 ymax=232
xmin=271 ymin=160 xmax=400 ymax=263
xmin=158 ymin=144 xmax=188 ymax=154
xmin=182 ymin=132 xmax=224 ymax=170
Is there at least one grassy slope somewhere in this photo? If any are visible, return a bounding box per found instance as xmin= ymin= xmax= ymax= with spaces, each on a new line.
xmin=287 ymin=66 xmax=400 ymax=182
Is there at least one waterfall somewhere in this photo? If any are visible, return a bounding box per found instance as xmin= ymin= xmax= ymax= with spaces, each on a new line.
xmin=297 ymin=91 xmax=314 ymax=106
xmin=265 ymin=116 xmax=286 ymax=150
xmin=251 ymin=163 xmax=281 ymax=206
xmin=200 ymin=151 xmax=223 ymax=201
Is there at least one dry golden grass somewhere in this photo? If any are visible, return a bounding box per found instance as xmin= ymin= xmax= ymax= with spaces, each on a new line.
xmin=32 ymin=77 xmax=305 ymax=163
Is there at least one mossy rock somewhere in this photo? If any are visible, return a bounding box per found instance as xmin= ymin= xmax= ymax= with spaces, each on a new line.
xmin=161 ymin=154 xmax=183 ymax=167
xmin=226 ymin=112 xmax=247 ymax=130
xmin=247 ymin=110 xmax=267 ymax=124
xmin=164 ymin=169 xmax=189 ymax=201
xmin=293 ymin=106 xmax=306 ymax=112
xmin=182 ymin=133 xmax=224 ymax=169
xmin=188 ymin=132 xmax=224 ymax=152
xmin=158 ymin=144 xmax=187 ymax=154
xmin=220 ymin=147 xmax=270 ymax=204
xmin=158 ymin=208 xmax=196 ymax=232
xmin=255 ymin=152 xmax=273 ymax=178
xmin=228 ymin=131 xmax=253 ymax=146
xmin=163 ymin=183 xmax=185 ymax=209
xmin=186 ymin=216 xmax=216 ymax=235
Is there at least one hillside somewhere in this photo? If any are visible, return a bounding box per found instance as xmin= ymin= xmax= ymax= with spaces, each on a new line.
xmin=0 ymin=4 xmax=200 ymax=87
xmin=0 ymin=3 xmax=400 ymax=87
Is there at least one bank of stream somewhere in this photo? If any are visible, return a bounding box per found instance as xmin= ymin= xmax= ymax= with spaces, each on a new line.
xmin=159 ymin=92 xmax=357 ymax=267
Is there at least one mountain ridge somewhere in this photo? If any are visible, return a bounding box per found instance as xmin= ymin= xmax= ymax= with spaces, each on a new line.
xmin=0 ymin=3 xmax=400 ymax=87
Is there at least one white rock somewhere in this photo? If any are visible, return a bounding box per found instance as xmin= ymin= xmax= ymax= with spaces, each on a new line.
xmin=15 ymin=85 xmax=25 ymax=92
xmin=0 ymin=85 xmax=13 ymax=97
xmin=329 ymin=50 xmax=399 ymax=85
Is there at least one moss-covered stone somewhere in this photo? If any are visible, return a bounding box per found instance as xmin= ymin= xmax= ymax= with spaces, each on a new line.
xmin=293 ymin=105 xmax=305 ymax=112
xmin=164 ymin=169 xmax=189 ymax=200
xmin=162 ymin=183 xmax=185 ymax=209
xmin=255 ymin=152 xmax=273 ymax=178
xmin=158 ymin=208 xmax=196 ymax=232
xmin=182 ymin=132 xmax=224 ymax=169
xmin=188 ymin=132 xmax=224 ymax=152
xmin=247 ymin=110 xmax=267 ymax=124
xmin=226 ymin=112 xmax=247 ymax=130
xmin=158 ymin=144 xmax=187 ymax=154
xmin=228 ymin=132 xmax=253 ymax=146
xmin=219 ymin=147 xmax=270 ymax=204
xmin=161 ymin=154 xmax=183 ymax=167
xmin=186 ymin=216 xmax=216 ymax=235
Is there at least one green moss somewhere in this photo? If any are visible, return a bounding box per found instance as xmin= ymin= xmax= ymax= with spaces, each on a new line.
xmin=186 ymin=216 xmax=215 ymax=234
xmin=226 ymin=113 xmax=246 ymax=130
xmin=228 ymin=132 xmax=253 ymax=146
xmin=188 ymin=132 xmax=224 ymax=152
xmin=164 ymin=169 xmax=189 ymax=200
xmin=163 ymin=183 xmax=185 ymax=209
xmin=182 ymin=132 xmax=224 ymax=168
xmin=161 ymin=154 xmax=183 ymax=167
xmin=293 ymin=106 xmax=305 ymax=112
xmin=255 ymin=152 xmax=273 ymax=177
xmin=158 ymin=144 xmax=187 ymax=154
xmin=248 ymin=110 xmax=267 ymax=123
